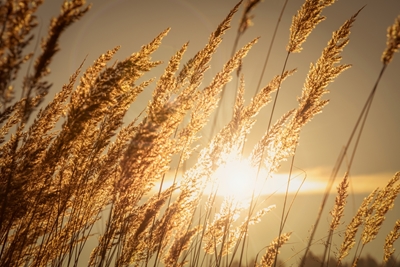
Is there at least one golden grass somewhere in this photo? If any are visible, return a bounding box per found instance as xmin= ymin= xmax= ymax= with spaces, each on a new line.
xmin=0 ymin=0 xmax=399 ymax=266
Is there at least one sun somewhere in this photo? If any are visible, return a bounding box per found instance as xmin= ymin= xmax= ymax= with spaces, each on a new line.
xmin=211 ymin=157 xmax=259 ymax=200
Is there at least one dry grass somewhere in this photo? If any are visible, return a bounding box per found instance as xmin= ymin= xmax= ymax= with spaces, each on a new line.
xmin=0 ymin=0 xmax=399 ymax=267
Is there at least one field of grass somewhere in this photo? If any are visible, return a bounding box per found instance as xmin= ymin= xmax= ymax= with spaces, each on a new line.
xmin=0 ymin=0 xmax=399 ymax=266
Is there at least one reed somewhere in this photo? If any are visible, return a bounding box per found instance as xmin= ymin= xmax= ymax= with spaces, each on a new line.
xmin=0 ymin=1 xmax=399 ymax=266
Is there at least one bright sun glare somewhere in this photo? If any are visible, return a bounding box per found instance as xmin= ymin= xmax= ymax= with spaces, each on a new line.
xmin=211 ymin=158 xmax=258 ymax=200
xmin=208 ymin=156 xmax=328 ymax=198
xmin=154 ymin=156 xmax=328 ymax=197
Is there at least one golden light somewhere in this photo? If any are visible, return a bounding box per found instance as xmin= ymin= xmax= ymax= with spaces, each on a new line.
xmin=208 ymin=157 xmax=329 ymax=198
xmin=151 ymin=160 xmax=331 ymax=197
xmin=210 ymin=157 xmax=259 ymax=201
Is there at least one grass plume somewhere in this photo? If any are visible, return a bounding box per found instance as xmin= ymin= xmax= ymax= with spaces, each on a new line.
xmin=0 ymin=1 xmax=399 ymax=267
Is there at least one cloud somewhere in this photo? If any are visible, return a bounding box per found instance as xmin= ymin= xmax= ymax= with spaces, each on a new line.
xmin=279 ymin=167 xmax=397 ymax=195
xmin=151 ymin=166 xmax=397 ymax=197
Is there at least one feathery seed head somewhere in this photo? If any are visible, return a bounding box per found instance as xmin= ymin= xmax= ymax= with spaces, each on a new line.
xmin=384 ymin=219 xmax=400 ymax=262
xmin=330 ymin=173 xmax=349 ymax=230
xmin=287 ymin=0 xmax=336 ymax=53
xmin=258 ymin=232 xmax=292 ymax=267
xmin=239 ymin=0 xmax=263 ymax=34
xmin=382 ymin=15 xmax=400 ymax=65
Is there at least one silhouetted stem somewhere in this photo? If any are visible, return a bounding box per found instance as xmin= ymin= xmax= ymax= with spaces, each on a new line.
xmin=299 ymin=63 xmax=388 ymax=267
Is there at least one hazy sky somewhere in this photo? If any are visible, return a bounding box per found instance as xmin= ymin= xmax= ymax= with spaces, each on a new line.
xmin=31 ymin=0 xmax=400 ymax=265
xmin=36 ymin=0 xmax=400 ymax=187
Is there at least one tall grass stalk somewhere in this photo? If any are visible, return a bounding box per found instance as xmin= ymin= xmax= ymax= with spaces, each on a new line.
xmin=0 ymin=1 xmax=399 ymax=267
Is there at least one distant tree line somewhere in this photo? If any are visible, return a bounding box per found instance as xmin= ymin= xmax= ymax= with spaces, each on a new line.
xmin=231 ymin=252 xmax=400 ymax=267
